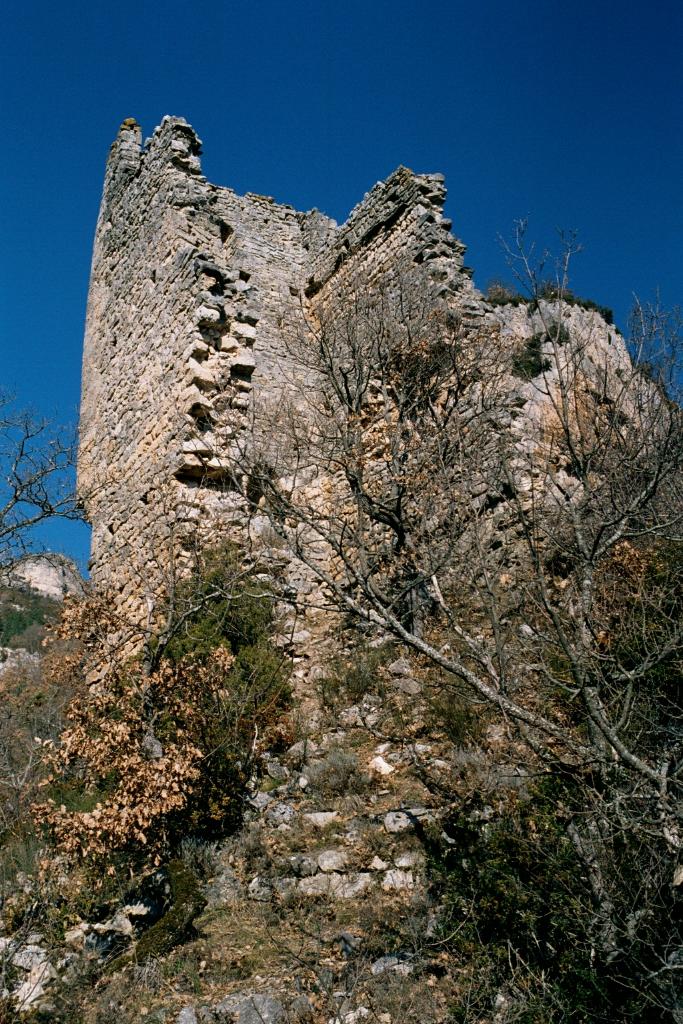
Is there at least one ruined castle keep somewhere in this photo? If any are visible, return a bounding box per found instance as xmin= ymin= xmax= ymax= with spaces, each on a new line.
xmin=78 ymin=116 xmax=486 ymax=617
xmin=79 ymin=116 xmax=627 ymax=623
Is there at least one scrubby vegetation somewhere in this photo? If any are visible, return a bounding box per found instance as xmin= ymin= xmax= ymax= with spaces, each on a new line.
xmin=486 ymin=279 xmax=615 ymax=324
xmin=0 ymin=546 xmax=295 ymax=1018
xmin=0 ymin=585 xmax=59 ymax=650
xmin=306 ymin=748 xmax=368 ymax=798
xmin=32 ymin=546 xmax=290 ymax=868
xmin=510 ymin=331 xmax=552 ymax=379
xmin=0 ymin=537 xmax=680 ymax=1021
xmin=428 ymin=773 xmax=680 ymax=1022
xmin=317 ymin=645 xmax=391 ymax=707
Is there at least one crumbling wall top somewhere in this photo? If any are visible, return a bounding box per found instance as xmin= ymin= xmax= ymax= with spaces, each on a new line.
xmin=304 ymin=165 xmax=466 ymax=297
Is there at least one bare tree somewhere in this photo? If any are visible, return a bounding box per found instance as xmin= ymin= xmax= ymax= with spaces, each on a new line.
xmin=0 ymin=393 xmax=80 ymax=571
xmin=0 ymin=394 xmax=81 ymax=890
xmin=223 ymin=251 xmax=683 ymax=1016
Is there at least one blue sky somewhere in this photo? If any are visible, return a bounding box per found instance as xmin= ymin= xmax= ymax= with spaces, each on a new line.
xmin=1 ymin=0 xmax=681 ymax=569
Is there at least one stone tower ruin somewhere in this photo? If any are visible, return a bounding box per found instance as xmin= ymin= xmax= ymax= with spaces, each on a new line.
xmin=78 ymin=116 xmax=485 ymax=621
xmin=79 ymin=117 xmax=628 ymax=631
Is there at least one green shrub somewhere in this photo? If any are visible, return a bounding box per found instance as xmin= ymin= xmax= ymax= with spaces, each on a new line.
xmin=429 ymin=779 xmax=672 ymax=1022
xmin=317 ymin=645 xmax=392 ymax=706
xmin=162 ymin=546 xmax=273 ymax=663
xmin=0 ymin=824 xmax=42 ymax=884
xmin=511 ymin=333 xmax=552 ymax=379
xmin=547 ymin=321 xmax=571 ymax=345
xmin=595 ymin=539 xmax=683 ymax=746
xmin=510 ymin=322 xmax=569 ymax=382
xmin=429 ymin=689 xmax=481 ymax=746
xmin=537 ymin=282 xmax=614 ymax=325
xmin=160 ymin=551 xmax=290 ymax=841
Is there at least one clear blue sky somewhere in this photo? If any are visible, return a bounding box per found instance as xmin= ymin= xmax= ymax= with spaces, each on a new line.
xmin=1 ymin=0 xmax=681 ymax=569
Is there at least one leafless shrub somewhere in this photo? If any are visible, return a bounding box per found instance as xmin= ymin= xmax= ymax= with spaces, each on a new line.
xmin=306 ymin=749 xmax=368 ymax=798
xmin=177 ymin=836 xmax=221 ymax=880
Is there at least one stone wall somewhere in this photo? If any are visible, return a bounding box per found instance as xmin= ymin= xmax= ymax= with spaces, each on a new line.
xmin=79 ymin=116 xmax=480 ymax=622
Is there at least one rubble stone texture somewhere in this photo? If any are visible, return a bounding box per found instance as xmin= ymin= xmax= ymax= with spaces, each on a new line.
xmin=79 ymin=116 xmax=627 ymax=622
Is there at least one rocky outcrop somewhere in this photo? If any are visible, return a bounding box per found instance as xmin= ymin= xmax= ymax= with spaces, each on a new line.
xmin=2 ymin=553 xmax=83 ymax=601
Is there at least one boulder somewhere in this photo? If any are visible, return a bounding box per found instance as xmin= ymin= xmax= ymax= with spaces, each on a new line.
xmin=317 ymin=849 xmax=349 ymax=872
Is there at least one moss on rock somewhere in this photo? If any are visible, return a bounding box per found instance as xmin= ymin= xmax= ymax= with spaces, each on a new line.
xmin=107 ymin=859 xmax=205 ymax=971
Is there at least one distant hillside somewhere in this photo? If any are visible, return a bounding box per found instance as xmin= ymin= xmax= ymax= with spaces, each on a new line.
xmin=0 ymin=585 xmax=59 ymax=652
xmin=0 ymin=554 xmax=83 ymax=653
